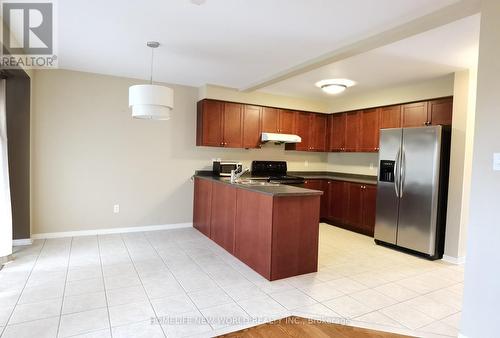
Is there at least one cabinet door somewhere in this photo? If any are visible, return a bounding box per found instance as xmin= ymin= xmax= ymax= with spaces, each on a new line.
xmin=328 ymin=113 xmax=346 ymax=152
xmin=402 ymin=101 xmax=428 ymax=127
xmin=345 ymin=111 xmax=360 ymax=152
xmin=345 ymin=183 xmax=363 ymax=230
xmin=428 ymin=98 xmax=453 ymax=125
xmin=294 ymin=112 xmax=312 ymax=151
xmin=210 ymin=183 xmax=237 ymax=253
xmin=362 ymin=185 xmax=377 ymax=237
xmin=222 ymin=102 xmax=243 ymax=148
xmin=242 ymin=105 xmax=262 ymax=148
xmin=380 ymin=105 xmax=402 ymax=129
xmin=320 ymin=180 xmax=331 ymax=219
xmin=261 ymin=107 xmax=279 ymax=133
xmin=359 ymin=108 xmax=380 ymax=152
xmin=198 ymin=100 xmax=223 ymax=147
xmin=193 ymin=177 xmax=212 ymax=237
xmin=311 ymin=114 xmax=327 ymax=151
xmin=328 ymin=180 xmax=346 ymax=223
xmin=279 ymin=109 xmax=297 ymax=134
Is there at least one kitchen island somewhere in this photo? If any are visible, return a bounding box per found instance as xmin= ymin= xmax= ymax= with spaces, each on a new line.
xmin=193 ymin=174 xmax=322 ymax=281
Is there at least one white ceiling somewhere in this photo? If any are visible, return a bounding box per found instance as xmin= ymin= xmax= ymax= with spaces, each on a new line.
xmin=260 ymin=14 xmax=480 ymax=99
xmin=57 ymin=0 xmax=460 ymax=88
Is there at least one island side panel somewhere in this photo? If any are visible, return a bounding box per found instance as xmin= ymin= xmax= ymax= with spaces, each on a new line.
xmin=235 ymin=189 xmax=274 ymax=280
xmin=271 ymin=195 xmax=320 ymax=280
xmin=193 ymin=177 xmax=212 ymax=237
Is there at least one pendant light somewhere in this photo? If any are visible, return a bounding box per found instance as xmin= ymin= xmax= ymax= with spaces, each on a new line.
xmin=129 ymin=41 xmax=174 ymax=120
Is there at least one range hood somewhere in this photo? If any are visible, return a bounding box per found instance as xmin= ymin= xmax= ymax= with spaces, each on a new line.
xmin=261 ymin=132 xmax=301 ymax=144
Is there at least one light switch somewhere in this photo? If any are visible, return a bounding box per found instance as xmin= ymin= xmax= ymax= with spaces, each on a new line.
xmin=494 ymin=153 xmax=500 ymax=171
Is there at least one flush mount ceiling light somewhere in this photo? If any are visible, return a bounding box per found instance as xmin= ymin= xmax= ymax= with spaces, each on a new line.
xmin=315 ymin=79 xmax=356 ymax=95
xmin=129 ymin=41 xmax=174 ymax=120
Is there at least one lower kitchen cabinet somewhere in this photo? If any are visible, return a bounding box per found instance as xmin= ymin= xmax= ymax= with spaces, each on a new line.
xmin=210 ymin=182 xmax=237 ymax=253
xmin=322 ymin=180 xmax=377 ymax=237
xmin=193 ymin=177 xmax=212 ymax=237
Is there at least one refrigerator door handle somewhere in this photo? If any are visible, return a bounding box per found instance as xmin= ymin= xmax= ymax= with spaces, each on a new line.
xmin=394 ymin=149 xmax=401 ymax=198
xmin=400 ymin=148 xmax=406 ymax=198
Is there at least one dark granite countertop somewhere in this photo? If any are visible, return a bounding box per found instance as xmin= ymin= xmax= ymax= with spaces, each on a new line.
xmin=194 ymin=174 xmax=323 ymax=197
xmin=288 ymin=171 xmax=377 ymax=185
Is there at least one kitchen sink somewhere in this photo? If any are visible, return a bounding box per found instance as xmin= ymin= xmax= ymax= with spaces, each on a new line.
xmin=236 ymin=179 xmax=278 ymax=186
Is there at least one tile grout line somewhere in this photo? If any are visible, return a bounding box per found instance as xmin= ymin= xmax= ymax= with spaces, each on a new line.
xmin=120 ymin=233 xmax=169 ymax=337
xmin=97 ymin=234 xmax=114 ymax=338
xmin=0 ymin=239 xmax=47 ymax=337
xmin=142 ymin=232 xmax=217 ymax=333
xmin=56 ymin=237 xmax=74 ymax=338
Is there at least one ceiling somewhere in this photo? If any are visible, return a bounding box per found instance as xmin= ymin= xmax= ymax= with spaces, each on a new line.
xmin=57 ymin=0 xmax=460 ymax=88
xmin=259 ymin=14 xmax=480 ymax=99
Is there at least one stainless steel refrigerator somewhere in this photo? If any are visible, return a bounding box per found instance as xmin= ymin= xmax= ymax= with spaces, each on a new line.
xmin=374 ymin=125 xmax=451 ymax=259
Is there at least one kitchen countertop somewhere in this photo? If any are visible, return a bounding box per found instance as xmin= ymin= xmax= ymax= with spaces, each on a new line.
xmin=194 ymin=173 xmax=323 ymax=197
xmin=288 ymin=171 xmax=378 ymax=185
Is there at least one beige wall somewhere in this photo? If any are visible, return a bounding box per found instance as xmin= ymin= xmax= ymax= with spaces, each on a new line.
xmin=461 ymin=1 xmax=500 ymax=336
xmin=326 ymin=153 xmax=378 ymax=176
xmin=327 ymin=74 xmax=455 ymax=113
xmin=31 ymin=70 xmax=327 ymax=235
xmin=444 ymin=69 xmax=476 ymax=261
xmin=200 ymin=84 xmax=330 ymax=112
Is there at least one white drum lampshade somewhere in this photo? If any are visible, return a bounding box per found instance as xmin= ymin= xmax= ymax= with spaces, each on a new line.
xmin=129 ymin=84 xmax=174 ymax=120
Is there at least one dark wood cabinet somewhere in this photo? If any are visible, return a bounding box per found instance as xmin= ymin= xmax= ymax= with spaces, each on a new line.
xmin=261 ymin=107 xmax=280 ymax=133
xmin=362 ymin=185 xmax=377 ymax=237
xmin=279 ymin=109 xmax=297 ymax=134
xmin=210 ymin=182 xmax=237 ymax=253
xmin=328 ymin=113 xmax=346 ymax=152
xmin=193 ymin=177 xmax=212 ymax=237
xmin=197 ymin=100 xmax=223 ymax=147
xmin=345 ymin=111 xmax=360 ymax=152
xmin=311 ymin=114 xmax=327 ymax=151
xmin=359 ymin=108 xmax=380 ymax=152
xmin=345 ymin=182 xmax=363 ymax=231
xmin=291 ymin=112 xmax=312 ymax=151
xmin=402 ymin=101 xmax=429 ymax=127
xmin=328 ymin=180 xmax=346 ymax=224
xmin=261 ymin=107 xmax=296 ymax=134
xmin=222 ymin=102 xmax=243 ymax=148
xmin=242 ymin=105 xmax=262 ymax=148
xmin=380 ymin=105 xmax=402 ymax=129
xmin=428 ymin=98 xmax=453 ymax=125
xmin=304 ymin=179 xmax=329 ymax=218
xmin=197 ymin=97 xmax=452 ymax=152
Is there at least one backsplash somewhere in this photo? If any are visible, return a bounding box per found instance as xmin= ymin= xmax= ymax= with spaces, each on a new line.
xmin=327 ymin=152 xmax=379 ymax=176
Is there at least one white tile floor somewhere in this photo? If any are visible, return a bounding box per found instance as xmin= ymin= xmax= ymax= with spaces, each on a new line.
xmin=0 ymin=224 xmax=464 ymax=338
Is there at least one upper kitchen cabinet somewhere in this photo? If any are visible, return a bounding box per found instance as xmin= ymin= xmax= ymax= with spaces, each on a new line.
xmin=242 ymin=105 xmax=262 ymax=148
xmin=344 ymin=111 xmax=360 ymax=152
xmin=359 ymin=108 xmax=380 ymax=152
xmin=380 ymin=105 xmax=402 ymax=129
xmin=310 ymin=114 xmax=327 ymax=151
xmin=327 ymin=113 xmax=346 ymax=152
xmin=197 ymin=99 xmax=224 ymax=147
xmin=261 ymin=107 xmax=296 ymax=134
xmin=222 ymin=102 xmax=243 ymax=148
xmin=287 ymin=112 xmax=311 ymax=151
xmin=428 ymin=97 xmax=453 ymax=126
xmin=402 ymin=101 xmax=429 ymax=127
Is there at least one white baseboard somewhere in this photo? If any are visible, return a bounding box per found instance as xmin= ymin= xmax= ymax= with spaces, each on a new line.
xmin=31 ymin=222 xmax=193 ymax=239
xmin=12 ymin=239 xmax=33 ymax=246
xmin=442 ymin=254 xmax=466 ymax=265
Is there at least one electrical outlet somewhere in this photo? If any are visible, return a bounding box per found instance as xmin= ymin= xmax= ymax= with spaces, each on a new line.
xmin=370 ymin=162 xmax=374 ymax=170
xmin=304 ymin=160 xmax=309 ymax=167
xmin=113 ymin=204 xmax=120 ymax=214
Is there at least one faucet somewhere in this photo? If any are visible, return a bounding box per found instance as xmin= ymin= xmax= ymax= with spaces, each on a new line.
xmin=230 ymin=167 xmax=249 ymax=184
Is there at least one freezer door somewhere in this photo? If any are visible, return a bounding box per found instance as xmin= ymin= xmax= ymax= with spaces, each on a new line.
xmin=374 ymin=128 xmax=403 ymax=244
xmin=397 ymin=126 xmax=442 ymax=255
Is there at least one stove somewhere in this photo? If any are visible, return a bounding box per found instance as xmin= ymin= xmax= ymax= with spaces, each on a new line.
xmin=251 ymin=161 xmax=305 ymax=185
